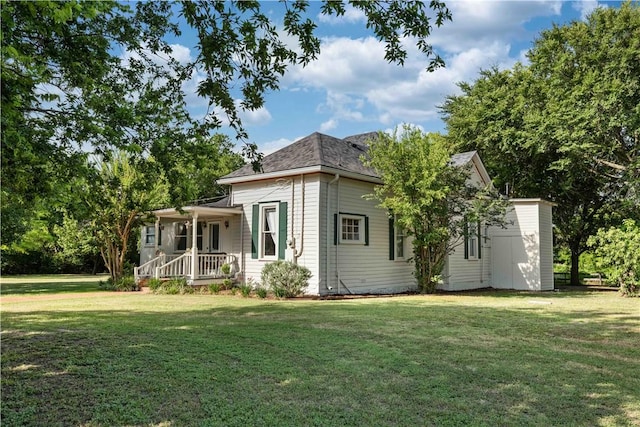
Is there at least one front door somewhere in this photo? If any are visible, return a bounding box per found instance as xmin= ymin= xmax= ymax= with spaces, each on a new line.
xmin=209 ymin=222 xmax=221 ymax=253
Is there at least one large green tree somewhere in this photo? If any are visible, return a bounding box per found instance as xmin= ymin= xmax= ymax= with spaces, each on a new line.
xmin=85 ymin=152 xmax=169 ymax=282
xmin=2 ymin=0 xmax=452 ymax=250
xmin=364 ymin=128 xmax=507 ymax=293
xmin=441 ymin=3 xmax=639 ymax=285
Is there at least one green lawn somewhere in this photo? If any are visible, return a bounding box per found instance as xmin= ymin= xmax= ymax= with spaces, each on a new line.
xmin=1 ymin=277 xmax=638 ymax=426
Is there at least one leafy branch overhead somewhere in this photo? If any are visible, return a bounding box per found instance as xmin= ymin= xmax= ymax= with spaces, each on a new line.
xmin=2 ymin=0 xmax=451 ymax=249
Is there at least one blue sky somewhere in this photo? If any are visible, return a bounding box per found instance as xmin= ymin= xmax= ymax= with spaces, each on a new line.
xmin=161 ymin=1 xmax=620 ymax=155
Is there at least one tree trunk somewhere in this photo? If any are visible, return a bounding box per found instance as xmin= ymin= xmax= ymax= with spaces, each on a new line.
xmin=570 ymin=246 xmax=580 ymax=286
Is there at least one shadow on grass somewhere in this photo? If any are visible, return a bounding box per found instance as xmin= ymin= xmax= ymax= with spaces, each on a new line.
xmin=0 ymin=277 xmax=105 ymax=296
xmin=2 ymin=299 xmax=639 ymax=426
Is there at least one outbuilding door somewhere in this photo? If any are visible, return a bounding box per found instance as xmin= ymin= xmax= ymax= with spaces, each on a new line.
xmin=492 ymin=235 xmax=534 ymax=290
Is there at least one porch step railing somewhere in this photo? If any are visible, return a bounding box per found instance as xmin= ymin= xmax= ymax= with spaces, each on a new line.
xmin=155 ymin=252 xmax=192 ymax=279
xmin=134 ymin=254 xmax=181 ymax=281
xmin=137 ymin=252 xmax=238 ymax=283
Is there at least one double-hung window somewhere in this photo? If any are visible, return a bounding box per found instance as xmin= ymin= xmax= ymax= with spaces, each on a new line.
xmin=252 ymin=202 xmax=287 ymax=260
xmin=465 ymin=221 xmax=481 ymax=260
xmin=261 ymin=204 xmax=278 ymax=259
xmin=388 ymin=214 xmax=405 ymax=260
xmin=395 ymin=220 xmax=405 ymax=260
xmin=175 ymin=222 xmax=187 ymax=251
xmin=144 ymin=226 xmax=156 ymax=246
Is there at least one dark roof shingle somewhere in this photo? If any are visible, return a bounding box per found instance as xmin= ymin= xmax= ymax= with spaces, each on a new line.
xmin=220 ymin=131 xmax=477 ymax=181
xmin=221 ymin=132 xmax=379 ymax=180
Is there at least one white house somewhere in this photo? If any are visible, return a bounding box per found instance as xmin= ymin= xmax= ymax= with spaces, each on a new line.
xmin=136 ymin=132 xmax=555 ymax=294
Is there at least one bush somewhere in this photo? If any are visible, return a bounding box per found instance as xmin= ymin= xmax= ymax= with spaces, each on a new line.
xmin=589 ymin=219 xmax=640 ymax=297
xmin=222 ymin=278 xmax=233 ymax=290
xmin=255 ymin=286 xmax=268 ymax=299
xmin=221 ymin=263 xmax=231 ymax=276
xmin=209 ymin=282 xmax=222 ymax=294
xmin=151 ymin=278 xmax=194 ymax=295
xmin=147 ymin=278 xmax=162 ymax=291
xmin=239 ymin=284 xmax=252 ymax=297
xmin=101 ymin=275 xmax=139 ymax=292
xmin=261 ymin=260 xmax=311 ymax=298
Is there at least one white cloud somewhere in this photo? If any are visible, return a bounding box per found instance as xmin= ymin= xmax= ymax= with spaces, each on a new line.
xmin=428 ymin=1 xmax=563 ymax=53
xmin=572 ymin=0 xmax=603 ymax=21
xmin=316 ymin=4 xmax=366 ymax=24
xmin=320 ymin=119 xmax=338 ymax=132
xmin=278 ymin=0 xmax=569 ymax=134
xmin=167 ymin=43 xmax=193 ymax=64
xmin=206 ymin=100 xmax=272 ymax=128
xmin=239 ymin=104 xmax=272 ymax=127
xmin=259 ymin=136 xmax=304 ymax=155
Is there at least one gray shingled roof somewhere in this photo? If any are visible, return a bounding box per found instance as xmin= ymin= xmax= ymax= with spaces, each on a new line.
xmin=220 ymin=132 xmax=379 ymax=180
xmin=220 ymin=131 xmax=477 ymax=181
xmin=200 ymin=196 xmax=232 ymax=208
xmin=450 ymin=150 xmax=477 ymax=167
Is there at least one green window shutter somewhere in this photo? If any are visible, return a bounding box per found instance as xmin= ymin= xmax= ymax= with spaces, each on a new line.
xmin=389 ymin=217 xmax=395 ymax=260
xmin=251 ymin=204 xmax=259 ymax=259
xmin=364 ymin=216 xmax=369 ymax=246
xmin=278 ymin=202 xmax=288 ymax=259
xmin=334 ymin=214 xmax=338 ymax=245
xmin=463 ymin=219 xmax=469 ymax=260
xmin=477 ymin=222 xmax=482 ymax=259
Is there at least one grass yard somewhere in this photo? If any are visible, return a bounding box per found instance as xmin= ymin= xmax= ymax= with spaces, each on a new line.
xmin=1 ymin=277 xmax=639 ymax=426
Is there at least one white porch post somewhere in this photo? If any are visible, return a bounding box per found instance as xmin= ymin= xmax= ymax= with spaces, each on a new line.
xmin=154 ymin=218 xmax=160 ymax=254
xmin=191 ymin=213 xmax=198 ymax=281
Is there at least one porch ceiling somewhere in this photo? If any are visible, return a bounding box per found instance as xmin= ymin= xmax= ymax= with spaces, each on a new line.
xmin=153 ymin=205 xmax=242 ymax=220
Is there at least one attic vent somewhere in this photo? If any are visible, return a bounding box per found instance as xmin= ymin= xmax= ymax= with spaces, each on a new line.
xmin=351 ymin=143 xmax=365 ymax=151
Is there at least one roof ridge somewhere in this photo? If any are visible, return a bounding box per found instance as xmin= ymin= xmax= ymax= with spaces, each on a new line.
xmin=316 ymin=132 xmax=325 ymax=165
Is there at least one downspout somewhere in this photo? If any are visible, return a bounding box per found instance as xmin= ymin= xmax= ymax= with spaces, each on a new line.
xmin=290 ymin=176 xmax=295 ymax=262
xmin=480 ymin=224 xmax=484 ymax=284
xmin=336 ymin=177 xmax=340 ymax=294
xmin=240 ymin=209 xmax=245 ymax=284
xmin=293 ymin=174 xmax=305 ymax=262
xmin=154 ymin=218 xmax=160 ymax=255
xmin=325 ymin=174 xmax=340 ymax=291
xmin=190 ymin=213 xmax=198 ymax=282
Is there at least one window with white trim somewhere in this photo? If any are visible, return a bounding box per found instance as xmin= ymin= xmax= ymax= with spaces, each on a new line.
xmin=395 ymin=219 xmax=406 ymax=260
xmin=144 ymin=226 xmax=156 ymax=246
xmin=339 ymin=214 xmax=366 ymax=244
xmin=465 ymin=221 xmax=481 ymax=260
xmin=260 ymin=203 xmax=278 ymax=259
xmin=196 ymin=222 xmax=204 ymax=251
xmin=175 ymin=222 xmax=187 ymax=251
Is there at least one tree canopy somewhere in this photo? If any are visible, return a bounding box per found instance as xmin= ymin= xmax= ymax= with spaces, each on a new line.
xmin=364 ymin=128 xmax=506 ymax=293
xmin=441 ymin=2 xmax=640 ymax=285
xmin=1 ymin=0 xmax=452 ymax=274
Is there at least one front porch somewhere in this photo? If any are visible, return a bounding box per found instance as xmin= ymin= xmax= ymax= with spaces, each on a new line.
xmin=135 ymin=201 xmax=243 ymax=285
xmin=134 ymin=251 xmax=237 ymax=283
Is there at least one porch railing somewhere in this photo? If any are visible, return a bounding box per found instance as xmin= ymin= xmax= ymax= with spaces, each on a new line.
xmin=137 ymin=252 xmax=237 ymax=283
xmin=134 ymin=254 xmax=181 ymax=281
xmin=155 ymin=252 xmax=192 ymax=279
xmin=198 ymin=254 xmax=236 ymax=278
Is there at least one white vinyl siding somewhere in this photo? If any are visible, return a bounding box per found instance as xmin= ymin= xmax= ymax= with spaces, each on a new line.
xmin=439 ymin=165 xmax=492 ymax=291
xmin=322 ymin=176 xmax=416 ymax=295
xmin=538 ymin=202 xmax=554 ymax=291
xmin=231 ymin=176 xmax=322 ymax=294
